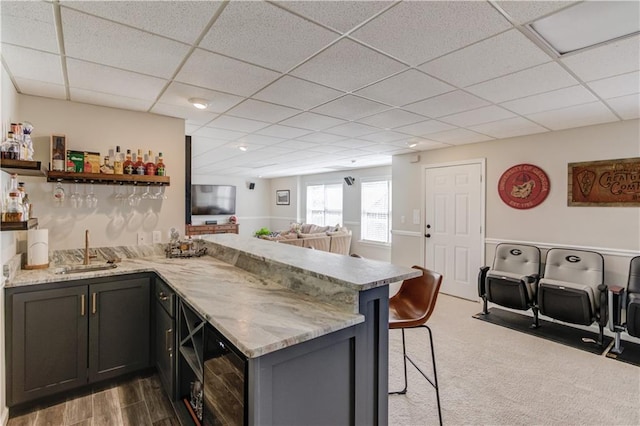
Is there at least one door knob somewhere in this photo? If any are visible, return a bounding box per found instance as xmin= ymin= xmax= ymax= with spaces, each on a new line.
xmin=425 ymin=233 xmax=431 ymax=238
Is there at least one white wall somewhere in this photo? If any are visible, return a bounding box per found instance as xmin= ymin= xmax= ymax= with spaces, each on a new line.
xmin=268 ymin=176 xmax=300 ymax=232
xmin=190 ymin=174 xmax=270 ymax=237
xmin=392 ymin=119 xmax=640 ymax=285
xmin=15 ymin=95 xmax=185 ymax=249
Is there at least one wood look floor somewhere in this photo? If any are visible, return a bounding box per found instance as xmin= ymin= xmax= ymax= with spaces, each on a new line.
xmin=7 ymin=374 xmax=179 ymax=426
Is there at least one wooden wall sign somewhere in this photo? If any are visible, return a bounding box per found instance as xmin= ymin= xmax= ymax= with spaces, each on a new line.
xmin=568 ymin=157 xmax=640 ymax=206
xmin=498 ymin=163 xmax=550 ymax=209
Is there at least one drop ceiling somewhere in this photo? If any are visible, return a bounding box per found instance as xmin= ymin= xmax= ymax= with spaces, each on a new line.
xmin=1 ymin=1 xmax=638 ymax=178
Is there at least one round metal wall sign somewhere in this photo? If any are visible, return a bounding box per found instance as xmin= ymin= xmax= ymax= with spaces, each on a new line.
xmin=498 ymin=163 xmax=550 ymax=209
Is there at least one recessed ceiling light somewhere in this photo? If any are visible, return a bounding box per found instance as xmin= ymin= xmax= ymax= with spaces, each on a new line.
xmin=408 ymin=142 xmax=418 ymax=148
xmin=188 ymin=97 xmax=209 ymax=110
xmin=530 ymin=2 xmax=640 ymax=54
xmin=239 ymin=146 xmax=248 ymax=152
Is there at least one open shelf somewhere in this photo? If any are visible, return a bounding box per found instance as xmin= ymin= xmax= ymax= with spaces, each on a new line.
xmin=0 ymin=159 xmax=44 ymax=176
xmin=1 ymin=218 xmax=38 ymax=231
xmin=46 ymin=170 xmax=170 ymax=186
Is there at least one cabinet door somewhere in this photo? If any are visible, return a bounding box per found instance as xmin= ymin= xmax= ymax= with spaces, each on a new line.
xmin=9 ymin=286 xmax=88 ymax=406
xmin=89 ymin=276 xmax=151 ymax=382
xmin=155 ymin=303 xmax=175 ymax=398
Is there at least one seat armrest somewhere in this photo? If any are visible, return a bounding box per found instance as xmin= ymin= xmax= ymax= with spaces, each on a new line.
xmin=478 ymin=266 xmax=490 ymax=297
xmin=607 ymin=284 xmax=625 ymax=331
xmin=608 ymin=285 xmax=625 ymax=295
xmin=525 ymin=273 xmax=540 ymax=284
xmin=598 ymin=284 xmax=607 ymax=324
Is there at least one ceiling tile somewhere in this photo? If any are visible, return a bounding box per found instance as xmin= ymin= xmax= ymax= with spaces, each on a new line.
xmin=307 ymin=144 xmax=350 ymax=154
xmin=256 ymin=124 xmax=311 ymax=139
xmin=426 ymin=128 xmax=494 ymax=145
xmin=330 ymin=139 xmax=378 ymax=149
xmin=191 ymin=136 xmax=230 ymax=157
xmin=325 ymin=122 xmax=380 ymax=137
xmin=185 ymin=123 xmax=202 ymax=135
xmin=357 ymin=109 xmax=427 ymax=129
xmin=274 ymin=140 xmax=320 ymax=151
xmin=440 ymin=105 xmax=517 ymax=127
xmin=208 ymin=115 xmax=270 ymax=133
xmin=14 ymin=78 xmax=66 ymax=100
xmin=176 ymin=49 xmax=281 ymax=97
xmin=403 ymin=91 xmax=491 ymax=118
xmin=61 ymin=8 xmax=190 ymax=79
xmin=360 ymin=143 xmax=410 ymax=154
xmin=2 ymin=44 xmax=63 ymax=85
xmin=1 ymin=1 xmax=58 ymax=53
xmin=394 ymin=120 xmax=457 ymax=137
xmin=311 ymin=95 xmax=390 ymax=121
xmin=420 ymin=30 xmax=550 ymax=87
xmin=466 ymin=62 xmax=578 ymax=103
xmin=351 ymin=1 xmax=510 ymax=65
xmin=253 ymin=76 xmax=343 ymax=110
xmin=297 ymin=132 xmax=348 ymax=144
xmin=561 ymin=34 xmax=640 ymax=82
xmin=468 ymin=117 xmax=548 ymax=139
xmin=226 ymin=99 xmax=301 ymax=122
xmin=290 ymin=38 xmax=406 ymax=92
xmin=279 ymin=112 xmax=347 ymax=131
xmin=499 ymin=85 xmax=597 ymax=115
xmin=193 ymin=126 xmax=247 ymax=141
xmin=606 ymin=94 xmax=640 ymax=120
xmin=70 ymin=88 xmax=154 ymax=112
xmin=355 ymin=69 xmax=454 ymax=106
xmin=150 ymin=103 xmax=217 ymax=125
xmin=526 ymin=101 xmax=619 ymax=130
xmin=235 ymin=134 xmax=286 ymax=146
xmin=200 ymin=1 xmax=337 ymax=72
xmin=495 ymin=1 xmax=578 ymax=25
xmin=357 ymin=131 xmax=408 ymax=143
xmin=67 ymin=59 xmax=166 ymax=101
xmin=587 ymin=71 xmax=640 ymax=100
xmin=61 ymin=1 xmax=221 ymax=44
xmin=274 ymin=1 xmax=393 ymax=33
xmin=158 ymin=82 xmax=244 ymax=114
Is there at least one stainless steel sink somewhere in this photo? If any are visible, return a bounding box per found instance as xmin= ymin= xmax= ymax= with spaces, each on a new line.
xmin=54 ymin=263 xmax=118 ymax=275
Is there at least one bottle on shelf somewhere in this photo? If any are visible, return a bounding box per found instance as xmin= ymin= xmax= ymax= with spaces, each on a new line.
xmin=156 ymin=152 xmax=166 ymax=176
xmin=18 ymin=183 xmax=31 ymax=221
xmin=5 ymin=174 xmax=23 ymax=222
xmin=145 ymin=150 xmax=156 ymax=175
xmin=134 ymin=149 xmax=145 ymax=175
xmin=113 ymin=146 xmax=123 ymax=175
xmin=123 ymin=149 xmax=134 ymax=175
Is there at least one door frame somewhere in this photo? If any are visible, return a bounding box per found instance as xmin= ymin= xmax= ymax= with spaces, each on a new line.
xmin=421 ymin=158 xmax=486 ymax=292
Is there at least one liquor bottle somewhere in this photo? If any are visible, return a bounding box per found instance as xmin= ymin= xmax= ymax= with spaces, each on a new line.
xmin=100 ymin=156 xmax=114 ymax=174
xmin=145 ymin=150 xmax=156 ymax=175
xmin=156 ymin=152 xmax=166 ymax=176
xmin=134 ymin=149 xmax=145 ymax=175
xmin=6 ymin=174 xmax=23 ymax=222
xmin=113 ymin=146 xmax=123 ymax=174
xmin=123 ymin=149 xmax=134 ymax=175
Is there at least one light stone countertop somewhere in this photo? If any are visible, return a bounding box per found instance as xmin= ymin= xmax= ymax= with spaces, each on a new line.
xmin=4 ymin=235 xmax=420 ymax=358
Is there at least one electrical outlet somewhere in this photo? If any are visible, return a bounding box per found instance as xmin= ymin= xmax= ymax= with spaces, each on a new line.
xmin=137 ymin=232 xmax=147 ymax=245
xmin=152 ymin=230 xmax=161 ymax=244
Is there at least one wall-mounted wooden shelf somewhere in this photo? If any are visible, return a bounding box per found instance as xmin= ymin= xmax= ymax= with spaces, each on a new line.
xmin=0 ymin=159 xmax=45 ymax=176
xmin=46 ymin=170 xmax=170 ymax=186
xmin=1 ymin=218 xmax=38 ymax=231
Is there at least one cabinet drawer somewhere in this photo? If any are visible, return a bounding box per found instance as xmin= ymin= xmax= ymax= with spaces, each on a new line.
xmin=155 ymin=279 xmax=175 ymax=317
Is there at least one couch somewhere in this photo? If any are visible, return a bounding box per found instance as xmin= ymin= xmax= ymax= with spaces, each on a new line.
xmin=259 ymin=223 xmax=352 ymax=255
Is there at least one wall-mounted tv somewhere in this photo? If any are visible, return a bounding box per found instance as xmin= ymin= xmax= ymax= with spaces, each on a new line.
xmin=191 ymin=185 xmax=236 ymax=215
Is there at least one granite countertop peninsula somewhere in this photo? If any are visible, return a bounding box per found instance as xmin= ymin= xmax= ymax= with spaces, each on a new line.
xmin=4 ymin=234 xmax=420 ymax=358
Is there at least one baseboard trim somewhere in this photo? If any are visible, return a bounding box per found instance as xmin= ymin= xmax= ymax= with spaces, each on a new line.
xmin=1 ymin=406 xmax=8 ymax=426
xmin=485 ymin=238 xmax=638 ymax=258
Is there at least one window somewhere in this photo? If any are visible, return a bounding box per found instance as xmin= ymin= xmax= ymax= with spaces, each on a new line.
xmin=361 ymin=180 xmax=392 ymax=244
xmin=306 ymin=183 xmax=343 ymax=226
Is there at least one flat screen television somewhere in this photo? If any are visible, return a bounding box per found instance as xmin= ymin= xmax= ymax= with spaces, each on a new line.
xmin=191 ymin=185 xmax=236 ymax=215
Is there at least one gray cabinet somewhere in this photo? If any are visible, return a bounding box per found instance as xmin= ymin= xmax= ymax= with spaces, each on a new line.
xmin=6 ymin=274 xmax=152 ymax=407
xmin=154 ymin=278 xmax=175 ymax=398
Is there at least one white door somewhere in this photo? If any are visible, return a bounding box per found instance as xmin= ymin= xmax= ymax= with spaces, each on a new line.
xmin=425 ymin=163 xmax=483 ymax=300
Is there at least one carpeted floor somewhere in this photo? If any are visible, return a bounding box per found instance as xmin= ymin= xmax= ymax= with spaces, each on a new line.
xmin=388 ymin=294 xmax=640 ymax=425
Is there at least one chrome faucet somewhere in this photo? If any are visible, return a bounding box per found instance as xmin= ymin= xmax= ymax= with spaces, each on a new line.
xmin=84 ymin=229 xmax=97 ymax=265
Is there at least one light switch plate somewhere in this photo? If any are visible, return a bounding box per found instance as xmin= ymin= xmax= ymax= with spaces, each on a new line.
xmin=152 ymin=230 xmax=161 ymax=244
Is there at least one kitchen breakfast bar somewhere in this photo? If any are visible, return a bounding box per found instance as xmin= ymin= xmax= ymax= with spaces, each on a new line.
xmin=4 ymin=234 xmax=420 ymax=425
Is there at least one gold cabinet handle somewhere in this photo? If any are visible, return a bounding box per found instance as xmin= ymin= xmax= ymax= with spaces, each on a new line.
xmin=81 ymin=294 xmax=85 ymax=316
xmin=166 ymin=328 xmax=173 ymax=356
xmin=91 ymin=292 xmax=97 ymax=315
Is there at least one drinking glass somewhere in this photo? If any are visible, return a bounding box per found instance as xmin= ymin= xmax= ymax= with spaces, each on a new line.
xmin=70 ymin=181 xmax=83 ymax=209
xmin=53 ymin=180 xmax=65 ymax=206
xmin=128 ymin=185 xmax=141 ymax=207
xmin=141 ymin=183 xmax=152 ymax=200
xmin=153 ymin=185 xmax=168 ymax=200
xmin=85 ymin=182 xmax=98 ymax=208
xmin=114 ymin=183 xmax=126 ymax=205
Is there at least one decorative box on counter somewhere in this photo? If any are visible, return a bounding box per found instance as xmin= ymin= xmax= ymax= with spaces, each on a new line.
xmin=165 ymin=238 xmax=207 ymax=258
